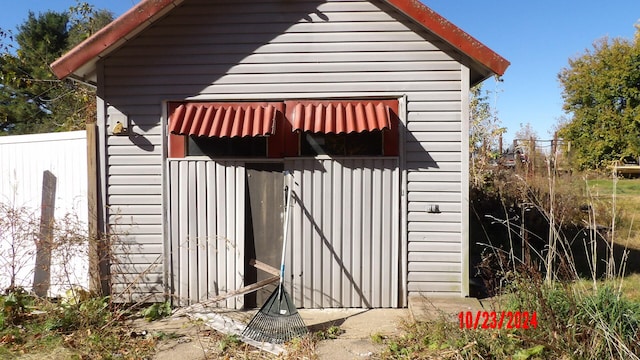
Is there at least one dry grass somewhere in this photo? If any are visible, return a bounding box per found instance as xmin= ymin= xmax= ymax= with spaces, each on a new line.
xmin=587 ymin=177 xmax=640 ymax=249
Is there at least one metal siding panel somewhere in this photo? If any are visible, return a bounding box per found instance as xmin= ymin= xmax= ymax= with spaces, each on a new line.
xmin=206 ymin=162 xmax=218 ymax=300
xmin=196 ymin=162 xmax=208 ymax=301
xmin=409 ymin=283 xmax=462 ymax=293
xmin=331 ymin=161 xmax=343 ymax=307
xmin=215 ymin=162 xmax=227 ymax=304
xmin=381 ymin=160 xmax=392 ymax=307
xmin=408 ymin=190 xmax=461 ymax=202
xmin=234 ymin=164 xmax=246 ymax=309
xmin=110 ymin=70 xmax=461 ymax=86
xmin=322 ymin=160 xmax=333 ymax=307
xmin=178 ymin=161 xmax=189 ymax=306
xmin=407 ymin=272 xmax=460 ymax=283
xmin=361 ymin=162 xmax=373 ymax=306
xmin=302 ymin=162 xmax=314 ymax=308
xmin=169 ymin=161 xmax=180 ymax=304
xmin=312 ymin=164 xmax=323 ymax=307
xmin=291 ymin=164 xmax=304 ymax=306
xmin=108 ymin=214 xmax=162 ymax=224
xmin=408 ymin=232 xmax=462 ymax=243
xmin=351 ymin=166 xmax=363 ymax=307
xmin=341 ymin=160 xmax=353 ymax=306
xmin=408 ymin=242 xmax=462 ymax=253
xmin=408 ymin=212 xmax=462 ymax=223
xmin=409 ymin=222 xmax=462 ymax=233
xmin=224 ymin=164 xmax=236 ymax=308
xmin=188 ymin=162 xmax=198 ymax=303
xmin=166 ymin=160 xmax=249 ymax=308
xmin=392 ymin=164 xmax=401 ymax=307
xmin=109 ymin=175 xmax=163 ymax=185
xmin=408 ymin=202 xmax=461 ymax=212
xmin=408 ymin=252 xmax=461 ymax=263
xmin=285 ymin=158 xmax=399 ymax=308
xmin=371 ymin=165 xmax=383 ymax=307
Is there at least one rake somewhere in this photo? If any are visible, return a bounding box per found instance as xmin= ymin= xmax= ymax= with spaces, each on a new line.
xmin=242 ymin=171 xmax=308 ymax=344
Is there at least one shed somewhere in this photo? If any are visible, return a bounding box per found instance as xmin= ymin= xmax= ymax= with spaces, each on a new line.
xmin=52 ymin=0 xmax=508 ymax=308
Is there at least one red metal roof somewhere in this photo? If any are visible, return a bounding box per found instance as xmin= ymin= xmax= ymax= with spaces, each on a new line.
xmin=50 ymin=0 xmax=509 ymax=81
xmin=289 ymin=100 xmax=391 ymax=134
xmin=169 ymin=103 xmax=278 ymax=138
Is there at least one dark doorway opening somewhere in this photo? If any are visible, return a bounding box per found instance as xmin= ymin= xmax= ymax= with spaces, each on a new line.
xmin=244 ymin=162 xmax=284 ymax=308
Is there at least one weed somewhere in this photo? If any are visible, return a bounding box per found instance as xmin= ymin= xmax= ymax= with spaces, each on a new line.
xmin=141 ymin=300 xmax=172 ymax=321
xmin=1 ymin=287 xmax=33 ymax=326
xmin=315 ymin=324 xmax=344 ymax=340
xmin=283 ymin=334 xmax=318 ymax=360
xmin=218 ymin=333 xmax=241 ymax=352
xmin=370 ymin=332 xmax=385 ymax=344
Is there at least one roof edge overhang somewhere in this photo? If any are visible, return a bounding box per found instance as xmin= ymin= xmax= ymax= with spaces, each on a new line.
xmin=50 ymin=0 xmax=186 ymax=83
xmin=51 ymin=0 xmax=509 ymax=83
xmin=383 ymin=0 xmax=509 ymax=79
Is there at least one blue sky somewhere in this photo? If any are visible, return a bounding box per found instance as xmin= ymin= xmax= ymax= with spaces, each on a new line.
xmin=2 ymin=1 xmax=640 ymax=144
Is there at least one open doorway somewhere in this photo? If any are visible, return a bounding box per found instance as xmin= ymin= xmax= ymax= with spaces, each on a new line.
xmin=244 ymin=162 xmax=284 ymax=308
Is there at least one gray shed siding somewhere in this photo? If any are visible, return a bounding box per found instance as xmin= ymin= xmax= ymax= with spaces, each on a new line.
xmin=99 ymin=0 xmax=467 ymax=303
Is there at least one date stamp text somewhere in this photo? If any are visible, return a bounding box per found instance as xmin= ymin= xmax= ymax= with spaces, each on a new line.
xmin=458 ymin=311 xmax=538 ymax=330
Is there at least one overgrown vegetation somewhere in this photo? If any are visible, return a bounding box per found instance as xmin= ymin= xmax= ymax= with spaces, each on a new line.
xmin=379 ymin=151 xmax=640 ymax=359
xmin=0 ymin=289 xmax=158 ymax=359
xmin=0 ymin=199 xmax=158 ymax=358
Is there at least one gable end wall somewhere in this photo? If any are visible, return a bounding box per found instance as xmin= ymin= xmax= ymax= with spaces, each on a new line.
xmin=98 ymin=0 xmax=468 ymax=303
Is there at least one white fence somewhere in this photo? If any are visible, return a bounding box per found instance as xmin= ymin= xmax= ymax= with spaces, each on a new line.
xmin=0 ymin=131 xmax=88 ymax=294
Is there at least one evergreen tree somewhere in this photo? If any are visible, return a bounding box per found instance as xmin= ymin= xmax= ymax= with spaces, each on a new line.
xmin=0 ymin=4 xmax=112 ymax=135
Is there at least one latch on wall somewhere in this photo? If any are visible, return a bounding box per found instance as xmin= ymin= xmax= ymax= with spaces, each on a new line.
xmin=427 ymin=204 xmax=441 ymax=214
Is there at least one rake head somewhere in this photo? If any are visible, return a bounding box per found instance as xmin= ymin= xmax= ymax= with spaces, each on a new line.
xmin=242 ymin=285 xmax=308 ymax=344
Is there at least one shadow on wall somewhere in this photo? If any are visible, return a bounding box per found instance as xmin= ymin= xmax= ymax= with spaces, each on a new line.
xmin=103 ymin=0 xmax=330 ymax=138
xmin=291 ymin=190 xmax=372 ymax=308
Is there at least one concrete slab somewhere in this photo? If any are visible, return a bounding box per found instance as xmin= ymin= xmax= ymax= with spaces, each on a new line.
xmin=144 ymin=297 xmax=490 ymax=359
xmin=408 ymin=296 xmax=486 ymax=322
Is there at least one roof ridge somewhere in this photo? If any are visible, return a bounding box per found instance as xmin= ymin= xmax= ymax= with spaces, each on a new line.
xmin=51 ymin=0 xmax=509 ymax=81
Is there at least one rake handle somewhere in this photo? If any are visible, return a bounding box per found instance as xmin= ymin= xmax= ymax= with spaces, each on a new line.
xmin=279 ymin=171 xmax=293 ymax=287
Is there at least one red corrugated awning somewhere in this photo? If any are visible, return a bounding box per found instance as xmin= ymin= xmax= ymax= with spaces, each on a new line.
xmin=289 ymin=101 xmax=391 ymax=134
xmin=169 ymin=103 xmax=278 ymax=138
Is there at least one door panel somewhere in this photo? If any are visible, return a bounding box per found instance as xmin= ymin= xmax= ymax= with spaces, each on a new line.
xmin=244 ymin=163 xmax=284 ymax=308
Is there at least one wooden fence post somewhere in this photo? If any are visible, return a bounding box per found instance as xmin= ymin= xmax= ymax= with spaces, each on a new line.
xmin=87 ymin=122 xmax=110 ymax=295
xmin=33 ymin=170 xmax=56 ymax=297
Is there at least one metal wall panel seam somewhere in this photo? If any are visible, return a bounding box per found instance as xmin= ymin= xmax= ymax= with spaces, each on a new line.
xmin=178 ymin=161 xmax=189 ymax=306
xmin=460 ymin=65 xmax=470 ymax=297
xmin=235 ymin=163 xmax=246 ymax=310
xmin=205 ymin=162 xmax=217 ymax=302
xmin=187 ymin=162 xmax=198 ymax=303
xmin=196 ymin=162 xmax=208 ymax=301
xmin=399 ymin=94 xmax=408 ymax=307
xmin=322 ymin=160 xmax=333 ymax=307
xmin=215 ymin=162 xmax=227 ymax=307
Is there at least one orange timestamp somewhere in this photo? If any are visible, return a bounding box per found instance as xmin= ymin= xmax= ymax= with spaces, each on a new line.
xmin=458 ymin=311 xmax=538 ymax=330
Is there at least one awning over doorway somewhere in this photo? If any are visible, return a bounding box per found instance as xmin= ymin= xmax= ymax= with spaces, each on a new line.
xmin=169 ymin=103 xmax=278 ymax=138
xmin=288 ymin=100 xmax=392 ymax=134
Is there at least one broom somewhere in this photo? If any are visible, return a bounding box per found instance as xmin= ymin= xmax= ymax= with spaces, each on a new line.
xmin=242 ymin=171 xmax=308 ymax=344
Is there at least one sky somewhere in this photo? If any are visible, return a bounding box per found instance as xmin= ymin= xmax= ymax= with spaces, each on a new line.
xmin=1 ymin=1 xmax=640 ymax=145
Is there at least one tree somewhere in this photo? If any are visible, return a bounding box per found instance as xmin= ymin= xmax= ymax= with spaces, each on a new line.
xmin=469 ymin=82 xmax=505 ymax=186
xmin=0 ymin=4 xmax=112 ymax=135
xmin=558 ymin=27 xmax=640 ymax=170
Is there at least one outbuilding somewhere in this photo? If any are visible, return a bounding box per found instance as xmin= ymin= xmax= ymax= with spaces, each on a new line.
xmin=52 ymin=0 xmax=508 ymax=308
